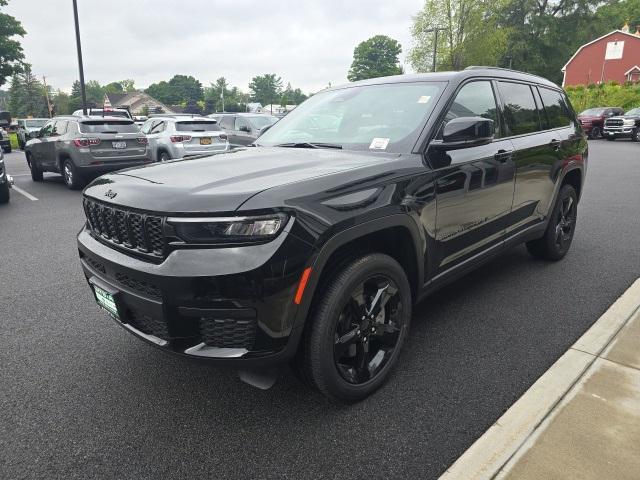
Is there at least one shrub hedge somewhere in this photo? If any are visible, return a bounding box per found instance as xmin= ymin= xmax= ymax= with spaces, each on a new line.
xmin=566 ymin=81 xmax=640 ymax=113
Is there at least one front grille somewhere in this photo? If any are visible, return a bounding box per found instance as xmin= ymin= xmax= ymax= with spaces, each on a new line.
xmin=115 ymin=272 xmax=161 ymax=299
xmin=83 ymin=198 xmax=165 ymax=258
xmin=605 ymin=118 xmax=623 ymax=127
xmin=199 ymin=317 xmax=257 ymax=349
xmin=128 ymin=308 xmax=170 ymax=340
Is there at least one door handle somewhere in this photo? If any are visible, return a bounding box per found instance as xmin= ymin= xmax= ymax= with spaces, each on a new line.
xmin=494 ymin=149 xmax=512 ymax=163
xmin=550 ymin=139 xmax=561 ymax=151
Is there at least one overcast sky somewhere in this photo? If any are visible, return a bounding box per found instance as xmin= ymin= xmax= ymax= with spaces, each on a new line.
xmin=6 ymin=0 xmax=423 ymax=94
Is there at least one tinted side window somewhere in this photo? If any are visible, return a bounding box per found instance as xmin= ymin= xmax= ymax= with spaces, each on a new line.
xmin=538 ymin=87 xmax=571 ymax=129
xmin=41 ymin=121 xmax=55 ymax=137
xmin=235 ymin=117 xmax=250 ymax=131
xmin=498 ymin=82 xmax=540 ymax=136
xmin=141 ymin=121 xmax=153 ymax=134
xmin=149 ymin=121 xmax=165 ymax=134
xmin=444 ymin=81 xmax=501 ymax=137
xmin=219 ymin=116 xmax=235 ymax=130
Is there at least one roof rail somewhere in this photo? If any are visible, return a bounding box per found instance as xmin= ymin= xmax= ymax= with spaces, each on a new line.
xmin=464 ymin=66 xmax=552 ymax=83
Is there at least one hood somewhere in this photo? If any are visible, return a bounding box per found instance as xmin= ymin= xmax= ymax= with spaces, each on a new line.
xmin=83 ymin=147 xmax=397 ymax=213
xmin=577 ymin=115 xmax=602 ymax=121
xmin=607 ymin=115 xmax=638 ymax=120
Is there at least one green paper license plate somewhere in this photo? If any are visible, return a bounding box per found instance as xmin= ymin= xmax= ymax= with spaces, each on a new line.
xmin=94 ymin=285 xmax=119 ymax=318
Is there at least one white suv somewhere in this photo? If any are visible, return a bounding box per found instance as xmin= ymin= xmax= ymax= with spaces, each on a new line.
xmin=140 ymin=115 xmax=230 ymax=162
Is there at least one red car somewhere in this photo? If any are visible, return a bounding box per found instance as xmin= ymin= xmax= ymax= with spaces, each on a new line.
xmin=578 ymin=107 xmax=623 ymax=139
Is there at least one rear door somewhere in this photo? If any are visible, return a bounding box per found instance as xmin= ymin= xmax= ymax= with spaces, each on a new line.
xmin=496 ymin=81 xmax=556 ymax=235
xmin=218 ymin=115 xmax=237 ymax=146
xmin=29 ymin=121 xmax=54 ymax=164
xmin=143 ymin=120 xmax=165 ymax=161
xmin=40 ymin=120 xmax=65 ymax=169
xmin=431 ymin=80 xmax=516 ymax=273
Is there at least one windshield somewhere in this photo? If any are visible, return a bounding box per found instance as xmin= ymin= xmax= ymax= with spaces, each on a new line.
xmin=248 ymin=115 xmax=278 ymax=129
xmin=625 ymin=108 xmax=640 ymax=116
xmin=26 ymin=119 xmax=48 ymax=128
xmin=175 ymin=121 xmax=221 ymax=132
xmin=580 ymin=108 xmax=606 ymax=116
xmin=80 ymin=121 xmax=138 ymax=133
xmin=257 ymin=82 xmax=444 ymax=153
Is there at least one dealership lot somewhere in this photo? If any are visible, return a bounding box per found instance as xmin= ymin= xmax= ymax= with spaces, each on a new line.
xmin=1 ymin=140 xmax=639 ymax=479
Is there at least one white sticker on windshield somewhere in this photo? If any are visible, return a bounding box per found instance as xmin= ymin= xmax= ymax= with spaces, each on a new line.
xmin=369 ymin=138 xmax=390 ymax=150
xmin=418 ymin=95 xmax=431 ymax=104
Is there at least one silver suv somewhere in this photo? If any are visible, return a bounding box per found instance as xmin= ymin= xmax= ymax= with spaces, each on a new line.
xmin=25 ymin=116 xmax=151 ymax=189
xmin=140 ymin=115 xmax=229 ymax=162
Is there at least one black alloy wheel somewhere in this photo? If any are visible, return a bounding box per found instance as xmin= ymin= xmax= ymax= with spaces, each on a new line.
xmin=526 ymin=184 xmax=578 ymax=261
xmin=297 ymin=253 xmax=411 ymax=402
xmin=333 ymin=275 xmax=404 ymax=385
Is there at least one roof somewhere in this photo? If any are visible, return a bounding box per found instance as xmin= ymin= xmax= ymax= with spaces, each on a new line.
xmin=332 ymin=67 xmax=559 ymax=91
xmin=562 ymin=30 xmax=640 ymax=71
xmin=624 ymin=65 xmax=640 ymax=75
xmin=105 ymin=92 xmax=128 ymax=104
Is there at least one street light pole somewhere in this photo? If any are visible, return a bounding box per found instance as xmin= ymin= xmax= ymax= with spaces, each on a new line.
xmin=72 ymin=0 xmax=88 ymax=115
xmin=424 ymin=27 xmax=447 ymax=72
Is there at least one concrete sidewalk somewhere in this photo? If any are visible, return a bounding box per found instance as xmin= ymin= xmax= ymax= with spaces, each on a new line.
xmin=441 ymin=279 xmax=640 ymax=480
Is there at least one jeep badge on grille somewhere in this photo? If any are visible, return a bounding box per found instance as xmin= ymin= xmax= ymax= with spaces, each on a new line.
xmin=105 ymin=190 xmax=117 ymax=199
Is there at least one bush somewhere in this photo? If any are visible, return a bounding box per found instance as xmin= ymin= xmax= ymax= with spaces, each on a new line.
xmin=566 ymin=82 xmax=640 ymax=112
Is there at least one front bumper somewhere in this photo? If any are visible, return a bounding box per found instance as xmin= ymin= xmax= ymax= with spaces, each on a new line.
xmin=77 ymin=224 xmax=313 ymax=366
xmin=604 ymin=126 xmax=635 ymax=137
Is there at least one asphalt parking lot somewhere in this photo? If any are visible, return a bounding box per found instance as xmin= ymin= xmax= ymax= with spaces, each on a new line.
xmin=1 ymin=140 xmax=639 ymax=480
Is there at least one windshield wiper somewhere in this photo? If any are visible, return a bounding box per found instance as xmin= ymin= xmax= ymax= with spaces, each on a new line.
xmin=274 ymin=142 xmax=342 ymax=150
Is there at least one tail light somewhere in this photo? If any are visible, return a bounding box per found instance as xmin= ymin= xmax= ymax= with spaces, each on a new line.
xmin=137 ymin=137 xmax=148 ymax=144
xmin=170 ymin=135 xmax=192 ymax=143
xmin=219 ymin=134 xmax=228 ymax=141
xmin=73 ymin=138 xmax=101 ymax=147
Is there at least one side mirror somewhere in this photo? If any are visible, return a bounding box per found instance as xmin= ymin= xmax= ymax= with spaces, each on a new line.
xmin=434 ymin=117 xmax=494 ymax=150
xmin=239 ymin=125 xmax=251 ymax=133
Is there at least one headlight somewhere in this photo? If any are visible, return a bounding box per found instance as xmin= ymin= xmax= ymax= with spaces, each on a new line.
xmin=623 ymin=119 xmax=635 ymax=126
xmin=168 ymin=213 xmax=288 ymax=244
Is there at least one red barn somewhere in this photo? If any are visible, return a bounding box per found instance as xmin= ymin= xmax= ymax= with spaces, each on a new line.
xmin=562 ymin=26 xmax=640 ymax=86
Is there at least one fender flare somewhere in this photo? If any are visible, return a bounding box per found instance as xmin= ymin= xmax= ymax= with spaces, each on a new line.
xmin=291 ymin=213 xmax=425 ymax=332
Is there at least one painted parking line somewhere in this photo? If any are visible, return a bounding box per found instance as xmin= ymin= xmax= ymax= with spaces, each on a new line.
xmin=439 ymin=278 xmax=640 ymax=480
xmin=12 ymin=185 xmax=39 ymax=201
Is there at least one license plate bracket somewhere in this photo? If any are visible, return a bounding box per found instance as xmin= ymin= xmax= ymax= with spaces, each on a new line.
xmin=90 ymin=277 xmax=121 ymax=320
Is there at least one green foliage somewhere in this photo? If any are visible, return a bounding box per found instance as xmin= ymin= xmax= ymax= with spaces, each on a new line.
xmin=249 ymin=74 xmax=283 ymax=106
xmin=566 ymin=82 xmax=640 ymax=112
xmin=0 ymin=0 xmax=26 ymax=88
xmin=411 ymin=0 xmax=506 ymax=72
xmin=145 ymin=75 xmax=203 ymax=106
xmin=7 ymin=65 xmax=49 ymax=117
xmin=348 ymin=35 xmax=403 ymax=81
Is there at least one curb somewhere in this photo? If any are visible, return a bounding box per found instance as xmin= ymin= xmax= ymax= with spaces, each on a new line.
xmin=439 ymin=278 xmax=640 ymax=480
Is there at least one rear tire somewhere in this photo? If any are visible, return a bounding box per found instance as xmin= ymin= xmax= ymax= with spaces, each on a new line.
xmin=589 ymin=127 xmax=601 ymax=139
xmin=297 ymin=253 xmax=411 ymax=403
xmin=633 ymin=128 xmax=640 ymax=142
xmin=0 ymin=181 xmax=9 ymax=204
xmin=62 ymin=158 xmax=84 ymax=190
xmin=526 ymin=184 xmax=578 ymax=261
xmin=28 ymin=154 xmax=43 ymax=182
xmin=159 ymin=151 xmax=170 ymax=162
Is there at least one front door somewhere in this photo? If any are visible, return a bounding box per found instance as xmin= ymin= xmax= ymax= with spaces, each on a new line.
xmin=430 ymin=80 xmax=516 ymax=273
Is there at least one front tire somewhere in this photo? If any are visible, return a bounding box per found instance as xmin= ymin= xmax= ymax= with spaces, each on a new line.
xmin=297 ymin=253 xmax=412 ymax=403
xmin=62 ymin=159 xmax=83 ymax=190
xmin=526 ymin=184 xmax=578 ymax=261
xmin=633 ymin=128 xmax=640 ymax=142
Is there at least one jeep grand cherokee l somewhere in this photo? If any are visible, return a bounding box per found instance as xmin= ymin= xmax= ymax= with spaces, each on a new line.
xmin=25 ymin=116 xmax=151 ymax=189
xmin=78 ymin=68 xmax=587 ymax=402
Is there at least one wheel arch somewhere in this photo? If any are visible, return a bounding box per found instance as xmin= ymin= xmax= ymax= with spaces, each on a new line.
xmin=561 ymin=167 xmax=582 ymax=201
xmin=292 ymin=214 xmax=425 ymax=333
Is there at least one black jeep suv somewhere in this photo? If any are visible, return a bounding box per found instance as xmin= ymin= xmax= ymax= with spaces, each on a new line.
xmin=78 ymin=68 xmax=587 ymax=402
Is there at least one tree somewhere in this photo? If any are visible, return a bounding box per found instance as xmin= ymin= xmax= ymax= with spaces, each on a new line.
xmin=0 ymin=0 xmax=26 ymax=88
xmin=146 ymin=75 xmax=203 ymax=105
xmin=119 ymin=79 xmax=136 ymax=92
xmin=104 ymin=81 xmax=124 ymax=93
xmin=249 ymin=74 xmax=283 ymax=106
xmin=348 ymin=35 xmax=403 ymax=81
xmin=410 ymin=0 xmax=507 ymax=72
xmin=7 ymin=65 xmax=48 ymax=117
xmin=52 ymin=90 xmax=70 ymax=115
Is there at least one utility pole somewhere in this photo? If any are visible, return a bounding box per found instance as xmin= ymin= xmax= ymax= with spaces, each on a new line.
xmin=72 ymin=0 xmax=88 ymax=115
xmin=42 ymin=75 xmax=53 ymax=118
xmin=424 ymin=27 xmax=447 ymax=72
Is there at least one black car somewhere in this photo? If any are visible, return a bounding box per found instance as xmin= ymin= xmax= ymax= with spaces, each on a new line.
xmin=0 ymin=149 xmax=11 ymax=203
xmin=603 ymin=107 xmax=640 ymax=141
xmin=78 ymin=68 xmax=587 ymax=402
xmin=209 ymin=113 xmax=278 ymax=148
